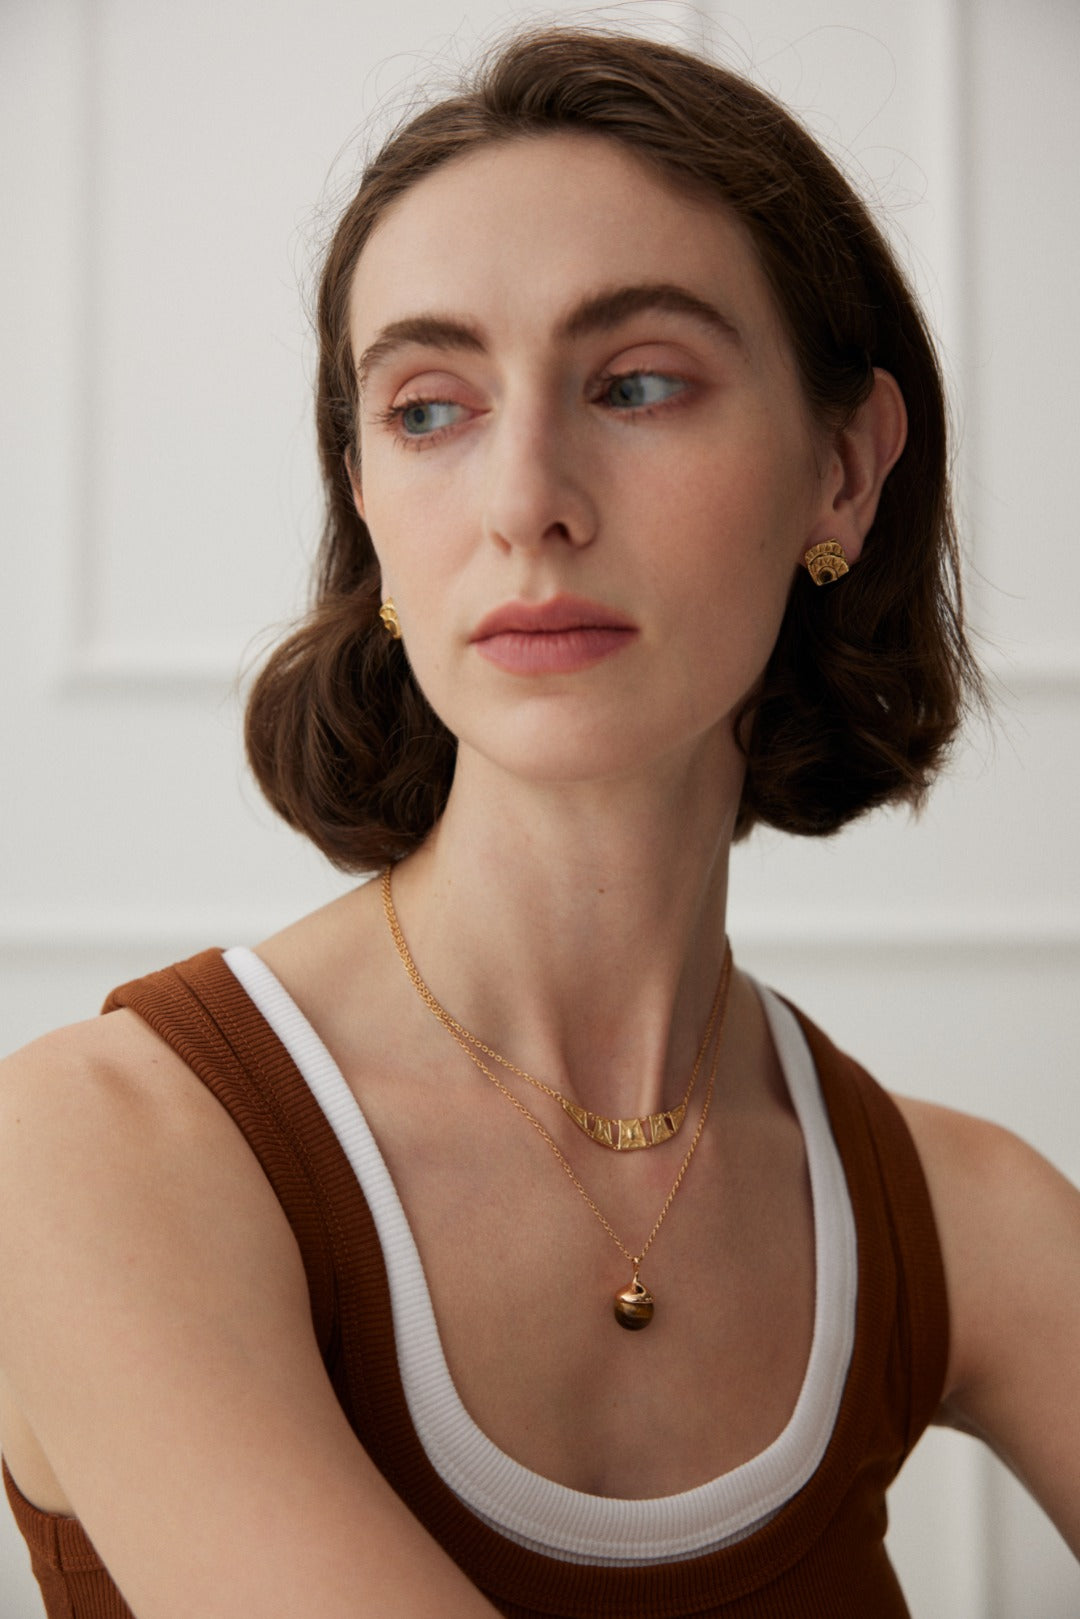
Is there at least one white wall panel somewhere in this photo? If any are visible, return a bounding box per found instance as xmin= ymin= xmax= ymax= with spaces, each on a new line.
xmin=2 ymin=1 xmax=1078 ymax=1614
xmin=985 ymin=1460 xmax=1080 ymax=1619
xmin=963 ymin=0 xmax=1080 ymax=670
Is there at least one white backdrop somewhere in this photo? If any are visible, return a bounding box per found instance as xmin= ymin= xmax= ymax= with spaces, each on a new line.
xmin=2 ymin=1 xmax=1078 ymax=1614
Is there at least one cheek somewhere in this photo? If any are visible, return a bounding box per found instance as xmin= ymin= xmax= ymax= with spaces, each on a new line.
xmin=633 ymin=432 xmax=810 ymax=596
xmin=359 ymin=475 xmax=471 ymax=715
xmin=644 ymin=437 xmax=813 ymax=698
xmin=360 ymin=459 xmax=466 ymax=592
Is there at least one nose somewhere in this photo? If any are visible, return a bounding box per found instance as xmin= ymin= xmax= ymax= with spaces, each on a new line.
xmin=481 ymin=397 xmax=599 ymax=554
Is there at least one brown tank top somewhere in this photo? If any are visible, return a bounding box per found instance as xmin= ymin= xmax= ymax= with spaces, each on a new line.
xmin=4 ymin=949 xmax=948 ymax=1618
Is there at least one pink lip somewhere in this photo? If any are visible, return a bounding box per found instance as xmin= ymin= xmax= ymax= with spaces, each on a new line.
xmin=470 ymin=595 xmax=636 ymax=640
xmin=470 ymin=595 xmax=638 ymax=676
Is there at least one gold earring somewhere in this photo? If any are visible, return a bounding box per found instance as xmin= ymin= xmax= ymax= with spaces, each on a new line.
xmin=804 ymin=540 xmax=850 ymax=586
xmin=379 ymin=598 xmax=402 ymax=639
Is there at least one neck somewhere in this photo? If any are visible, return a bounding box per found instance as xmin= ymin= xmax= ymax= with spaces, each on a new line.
xmin=385 ymin=741 xmax=740 ymax=1121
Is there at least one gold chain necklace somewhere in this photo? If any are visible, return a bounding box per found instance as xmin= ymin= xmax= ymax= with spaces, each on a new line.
xmin=381 ymin=865 xmax=731 ymax=1151
xmin=381 ymin=863 xmax=733 ymax=1329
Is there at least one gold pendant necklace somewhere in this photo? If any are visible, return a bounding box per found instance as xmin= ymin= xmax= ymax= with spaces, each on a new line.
xmin=381 ymin=865 xmax=730 ymax=1150
xmin=381 ymin=864 xmax=732 ymax=1329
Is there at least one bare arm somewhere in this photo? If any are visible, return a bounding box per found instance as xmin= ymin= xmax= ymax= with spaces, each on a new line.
xmin=895 ymin=1095 xmax=1080 ymax=1557
xmin=0 ymin=1015 xmax=501 ymax=1619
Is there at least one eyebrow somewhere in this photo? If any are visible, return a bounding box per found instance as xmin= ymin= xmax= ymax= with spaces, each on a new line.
xmin=355 ymin=281 xmax=743 ymax=394
xmin=562 ymin=282 xmax=742 ymax=347
xmin=356 ymin=315 xmax=486 ymax=396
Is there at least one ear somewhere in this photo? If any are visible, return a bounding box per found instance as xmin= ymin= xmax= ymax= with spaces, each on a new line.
xmin=345 ymin=447 xmax=366 ymax=522
xmin=810 ymin=368 xmax=907 ymax=565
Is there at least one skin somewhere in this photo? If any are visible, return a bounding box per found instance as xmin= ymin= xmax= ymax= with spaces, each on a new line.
xmin=0 ymin=132 xmax=1076 ymax=1619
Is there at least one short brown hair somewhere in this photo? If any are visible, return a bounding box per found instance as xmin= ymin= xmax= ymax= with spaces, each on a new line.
xmin=244 ymin=25 xmax=982 ymax=869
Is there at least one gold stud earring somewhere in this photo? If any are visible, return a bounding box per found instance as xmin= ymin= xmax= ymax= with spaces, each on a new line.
xmin=379 ymin=599 xmax=402 ymax=639
xmin=804 ymin=540 xmax=850 ymax=586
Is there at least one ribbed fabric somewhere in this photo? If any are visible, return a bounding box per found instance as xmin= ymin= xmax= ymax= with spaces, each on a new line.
xmin=3 ymin=950 xmax=949 ymax=1619
xmin=222 ymin=945 xmax=858 ymax=1565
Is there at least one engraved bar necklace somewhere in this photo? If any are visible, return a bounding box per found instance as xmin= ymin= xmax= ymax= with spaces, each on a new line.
xmin=381 ymin=864 xmax=733 ymax=1329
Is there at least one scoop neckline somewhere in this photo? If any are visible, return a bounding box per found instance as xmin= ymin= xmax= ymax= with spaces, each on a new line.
xmin=223 ymin=945 xmax=858 ymax=1566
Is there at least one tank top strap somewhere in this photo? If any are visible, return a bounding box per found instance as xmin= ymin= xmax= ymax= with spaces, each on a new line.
xmin=785 ymin=1004 xmax=950 ymax=1451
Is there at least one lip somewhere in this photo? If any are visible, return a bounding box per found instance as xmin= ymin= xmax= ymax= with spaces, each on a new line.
xmin=470 ymin=594 xmax=637 ymax=641
xmin=469 ymin=596 xmax=638 ymax=676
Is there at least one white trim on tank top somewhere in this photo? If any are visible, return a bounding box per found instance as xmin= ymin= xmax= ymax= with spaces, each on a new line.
xmin=223 ymin=946 xmax=856 ymax=1566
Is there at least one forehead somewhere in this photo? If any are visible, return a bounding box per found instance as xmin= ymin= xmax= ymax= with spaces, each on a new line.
xmin=347 ymin=131 xmax=786 ymax=359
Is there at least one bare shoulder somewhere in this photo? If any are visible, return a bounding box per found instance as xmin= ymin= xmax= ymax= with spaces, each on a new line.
xmin=0 ymin=1008 xmax=310 ymax=1488
xmin=889 ymin=1092 xmax=1080 ymax=1384
xmin=0 ymin=1001 xmax=308 ymax=1294
xmin=2 ymin=1001 xmax=212 ymax=1108
xmin=0 ymin=1008 xmax=298 ymax=1248
xmin=0 ymin=1010 xmax=304 ymax=1499
xmin=890 ymin=1090 xmax=1078 ymax=1216
xmin=891 ymin=1092 xmax=1080 ymax=1554
xmin=889 ymin=1093 xmax=1080 ymax=1301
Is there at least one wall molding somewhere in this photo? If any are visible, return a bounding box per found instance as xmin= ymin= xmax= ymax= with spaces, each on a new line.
xmin=983 ymin=649 xmax=1080 ymax=700
xmin=61 ymin=644 xmax=247 ymax=695
xmin=2 ymin=907 xmax=1078 ymax=959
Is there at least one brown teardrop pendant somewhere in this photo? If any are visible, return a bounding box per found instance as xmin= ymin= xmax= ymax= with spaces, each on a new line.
xmin=613 ymin=1273 xmax=655 ymax=1330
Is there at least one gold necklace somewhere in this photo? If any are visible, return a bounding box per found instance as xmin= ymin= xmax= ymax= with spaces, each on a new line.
xmin=381 ymin=865 xmax=731 ymax=1151
xmin=381 ymin=864 xmax=733 ymax=1329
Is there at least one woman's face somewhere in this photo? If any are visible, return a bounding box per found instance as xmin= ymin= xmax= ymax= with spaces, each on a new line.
xmin=348 ymin=132 xmax=838 ymax=792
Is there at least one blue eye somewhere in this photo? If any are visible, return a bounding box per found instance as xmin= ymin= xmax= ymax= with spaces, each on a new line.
xmin=399 ymin=400 xmax=461 ymax=436
xmin=604 ymin=372 xmax=684 ymax=409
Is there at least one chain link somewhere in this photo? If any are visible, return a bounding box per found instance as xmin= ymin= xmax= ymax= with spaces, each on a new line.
xmin=381 ymin=863 xmax=733 ymax=1270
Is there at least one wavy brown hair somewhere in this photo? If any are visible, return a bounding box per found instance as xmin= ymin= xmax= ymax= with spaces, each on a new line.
xmin=245 ymin=25 xmax=981 ymax=870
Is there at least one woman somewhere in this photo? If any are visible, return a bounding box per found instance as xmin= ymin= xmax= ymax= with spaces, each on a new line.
xmin=0 ymin=25 xmax=1076 ymax=1619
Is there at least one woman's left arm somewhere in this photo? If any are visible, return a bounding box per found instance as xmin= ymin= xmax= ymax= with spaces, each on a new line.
xmin=895 ymin=1095 xmax=1080 ymax=1556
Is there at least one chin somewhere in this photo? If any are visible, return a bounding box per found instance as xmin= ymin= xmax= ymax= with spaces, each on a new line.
xmin=455 ymin=704 xmax=736 ymax=795
xmin=471 ymin=735 xmax=640 ymax=788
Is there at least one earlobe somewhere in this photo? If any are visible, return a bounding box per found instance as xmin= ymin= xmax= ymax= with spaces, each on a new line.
xmin=814 ymin=368 xmax=907 ymax=565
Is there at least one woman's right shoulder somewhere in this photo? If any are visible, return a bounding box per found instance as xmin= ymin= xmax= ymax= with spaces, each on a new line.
xmin=0 ymin=1007 xmax=317 ymax=1541
xmin=0 ymin=1004 xmax=308 ymax=1316
xmin=0 ymin=1004 xmax=248 ymax=1154
xmin=4 ymin=1001 xmax=188 ymax=1081
xmin=0 ymin=1008 xmax=185 ymax=1138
